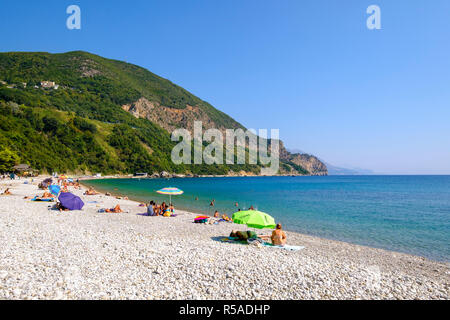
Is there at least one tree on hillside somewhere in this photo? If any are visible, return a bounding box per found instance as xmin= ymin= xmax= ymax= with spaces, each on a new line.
xmin=0 ymin=146 xmax=19 ymax=173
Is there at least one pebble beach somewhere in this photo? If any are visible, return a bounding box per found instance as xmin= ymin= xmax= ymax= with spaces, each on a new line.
xmin=0 ymin=177 xmax=448 ymax=300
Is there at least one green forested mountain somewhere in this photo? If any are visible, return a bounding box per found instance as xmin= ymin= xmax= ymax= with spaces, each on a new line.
xmin=0 ymin=51 xmax=325 ymax=175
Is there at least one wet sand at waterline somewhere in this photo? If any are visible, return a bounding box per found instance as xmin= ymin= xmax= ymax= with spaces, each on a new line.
xmin=0 ymin=177 xmax=448 ymax=299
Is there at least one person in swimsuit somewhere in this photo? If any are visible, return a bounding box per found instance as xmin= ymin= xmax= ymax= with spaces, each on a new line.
xmin=271 ymin=224 xmax=287 ymax=246
xmin=84 ymin=186 xmax=99 ymax=195
xmin=106 ymin=204 xmax=123 ymax=213
xmin=42 ymin=191 xmax=54 ymax=198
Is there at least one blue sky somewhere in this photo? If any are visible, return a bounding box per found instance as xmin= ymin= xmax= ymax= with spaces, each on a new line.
xmin=1 ymin=0 xmax=449 ymax=174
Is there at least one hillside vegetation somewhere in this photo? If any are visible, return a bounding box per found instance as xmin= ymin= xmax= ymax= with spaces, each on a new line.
xmin=0 ymin=51 xmax=324 ymax=175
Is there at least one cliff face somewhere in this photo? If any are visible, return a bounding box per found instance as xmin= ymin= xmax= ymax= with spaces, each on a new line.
xmin=278 ymin=141 xmax=328 ymax=176
xmin=122 ymin=97 xmax=220 ymax=133
xmin=289 ymin=154 xmax=328 ymax=176
xmin=122 ymin=97 xmax=328 ymax=176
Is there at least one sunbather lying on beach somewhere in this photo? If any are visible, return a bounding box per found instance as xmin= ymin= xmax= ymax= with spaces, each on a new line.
xmin=105 ymin=205 xmax=123 ymax=213
xmin=31 ymin=191 xmax=55 ymax=201
xmin=2 ymin=188 xmax=12 ymax=195
xmin=230 ymin=230 xmax=258 ymax=241
xmin=84 ymin=187 xmax=99 ymax=195
xmin=222 ymin=214 xmax=231 ymax=221
xmin=229 ymin=230 xmax=270 ymax=241
xmin=56 ymin=202 xmax=69 ymax=212
xmin=42 ymin=191 xmax=54 ymax=198
xmin=271 ymin=224 xmax=287 ymax=246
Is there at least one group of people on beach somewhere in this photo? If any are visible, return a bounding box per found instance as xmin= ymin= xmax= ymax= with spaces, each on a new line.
xmin=8 ymin=176 xmax=289 ymax=246
xmin=146 ymin=201 xmax=175 ymax=217
xmin=213 ymin=210 xmax=231 ymax=221
xmin=230 ymin=223 xmax=287 ymax=246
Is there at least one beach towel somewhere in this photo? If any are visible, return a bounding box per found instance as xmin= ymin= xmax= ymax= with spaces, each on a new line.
xmin=219 ymin=237 xmax=305 ymax=251
xmin=218 ymin=237 xmax=248 ymax=244
xmin=194 ymin=216 xmax=208 ymax=223
xmin=263 ymin=243 xmax=305 ymax=251
xmin=31 ymin=196 xmax=54 ymax=202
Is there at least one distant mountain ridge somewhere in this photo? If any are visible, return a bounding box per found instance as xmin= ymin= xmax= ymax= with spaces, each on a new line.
xmin=287 ymin=148 xmax=373 ymax=175
xmin=325 ymin=163 xmax=374 ymax=175
xmin=0 ymin=51 xmax=327 ymax=176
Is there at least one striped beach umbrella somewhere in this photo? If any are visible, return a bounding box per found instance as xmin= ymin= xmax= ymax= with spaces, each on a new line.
xmin=156 ymin=187 xmax=184 ymax=204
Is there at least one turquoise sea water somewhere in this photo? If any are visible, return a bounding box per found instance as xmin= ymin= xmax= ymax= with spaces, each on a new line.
xmin=86 ymin=176 xmax=450 ymax=262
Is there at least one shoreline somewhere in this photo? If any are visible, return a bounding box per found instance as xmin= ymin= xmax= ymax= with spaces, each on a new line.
xmin=1 ymin=176 xmax=448 ymax=299
xmin=81 ymin=177 xmax=449 ymax=264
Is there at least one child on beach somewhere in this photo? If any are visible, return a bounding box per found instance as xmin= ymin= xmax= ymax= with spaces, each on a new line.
xmin=162 ymin=204 xmax=175 ymax=217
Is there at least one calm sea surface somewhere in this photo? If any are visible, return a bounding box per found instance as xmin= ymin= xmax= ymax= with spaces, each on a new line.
xmin=86 ymin=176 xmax=450 ymax=261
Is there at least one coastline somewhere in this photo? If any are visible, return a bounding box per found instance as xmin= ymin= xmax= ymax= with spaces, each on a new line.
xmin=79 ymin=179 xmax=449 ymax=266
xmin=80 ymin=176 xmax=450 ymax=265
xmin=1 ymin=176 xmax=448 ymax=299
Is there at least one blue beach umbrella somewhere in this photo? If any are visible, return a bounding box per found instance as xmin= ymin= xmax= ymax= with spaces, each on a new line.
xmin=48 ymin=185 xmax=61 ymax=196
xmin=156 ymin=187 xmax=183 ymax=204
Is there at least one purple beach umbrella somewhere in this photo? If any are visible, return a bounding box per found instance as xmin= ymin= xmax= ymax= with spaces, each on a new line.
xmin=58 ymin=192 xmax=84 ymax=211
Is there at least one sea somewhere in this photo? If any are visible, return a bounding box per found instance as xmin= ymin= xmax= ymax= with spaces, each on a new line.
xmin=86 ymin=175 xmax=450 ymax=262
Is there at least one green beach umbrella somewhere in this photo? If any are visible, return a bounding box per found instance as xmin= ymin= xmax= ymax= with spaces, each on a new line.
xmin=232 ymin=210 xmax=276 ymax=229
xmin=156 ymin=187 xmax=183 ymax=204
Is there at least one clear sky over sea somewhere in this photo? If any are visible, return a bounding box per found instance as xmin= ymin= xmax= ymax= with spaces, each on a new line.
xmin=1 ymin=0 xmax=449 ymax=174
